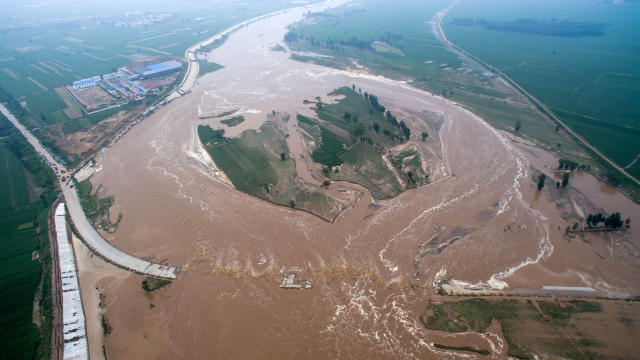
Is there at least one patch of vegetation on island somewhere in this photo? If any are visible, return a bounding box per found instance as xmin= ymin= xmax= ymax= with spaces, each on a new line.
xmin=141 ymin=277 xmax=172 ymax=292
xmin=220 ymin=115 xmax=245 ymax=127
xmin=298 ymin=86 xmax=429 ymax=199
xmin=450 ymin=18 xmax=609 ymax=38
xmin=198 ymin=123 xmax=346 ymax=221
xmin=390 ymin=145 xmax=430 ymax=187
xmin=270 ymin=44 xmax=286 ymax=52
xmin=420 ymin=298 xmax=606 ymax=359
xmin=77 ymin=179 xmax=121 ymax=233
xmin=419 ymin=301 xmax=468 ymax=333
xmin=433 ymin=343 xmax=490 ymax=356
xmin=198 ymin=60 xmax=224 ymax=77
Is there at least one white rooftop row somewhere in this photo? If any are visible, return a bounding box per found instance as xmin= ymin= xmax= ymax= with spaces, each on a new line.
xmin=55 ymin=203 xmax=89 ymax=360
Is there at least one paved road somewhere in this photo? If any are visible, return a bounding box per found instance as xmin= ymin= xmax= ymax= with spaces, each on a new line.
xmin=0 ymin=103 xmax=178 ymax=279
xmin=434 ymin=0 xmax=640 ymax=187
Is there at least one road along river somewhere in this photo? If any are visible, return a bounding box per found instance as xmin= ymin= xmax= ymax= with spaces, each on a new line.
xmin=0 ymin=104 xmax=178 ymax=279
xmin=88 ymin=1 xmax=640 ymax=358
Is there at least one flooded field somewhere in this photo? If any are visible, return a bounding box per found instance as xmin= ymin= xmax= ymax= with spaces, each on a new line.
xmin=87 ymin=1 xmax=640 ymax=358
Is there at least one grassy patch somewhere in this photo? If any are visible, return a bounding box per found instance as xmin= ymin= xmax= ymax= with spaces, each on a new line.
xmin=199 ymin=123 xmax=345 ymax=221
xmin=421 ymin=298 xmax=609 ymax=359
xmin=299 ymin=87 xmax=409 ymax=199
xmin=419 ymin=302 xmax=468 ymax=333
xmin=141 ymin=277 xmax=172 ymax=292
xmin=391 ymin=147 xmax=430 ymax=187
xmin=220 ymin=115 xmax=245 ymax=127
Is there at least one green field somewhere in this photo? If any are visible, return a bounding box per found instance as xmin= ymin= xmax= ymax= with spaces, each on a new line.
xmin=299 ymin=87 xmax=429 ymax=198
xmin=421 ymin=299 xmax=613 ymax=359
xmin=444 ymin=0 xmax=640 ymax=168
xmin=198 ymin=123 xmax=345 ymax=221
xmin=220 ymin=115 xmax=245 ymax=127
xmin=0 ymin=113 xmax=59 ymax=359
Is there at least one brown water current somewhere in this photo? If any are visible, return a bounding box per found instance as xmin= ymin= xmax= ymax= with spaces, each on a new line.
xmin=89 ymin=2 xmax=640 ymax=358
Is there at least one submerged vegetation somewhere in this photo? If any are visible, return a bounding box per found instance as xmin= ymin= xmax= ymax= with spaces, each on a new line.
xmin=421 ymin=299 xmax=606 ymax=359
xmin=198 ymin=60 xmax=224 ymax=77
xmin=141 ymin=277 xmax=172 ymax=292
xmin=220 ymin=115 xmax=245 ymax=127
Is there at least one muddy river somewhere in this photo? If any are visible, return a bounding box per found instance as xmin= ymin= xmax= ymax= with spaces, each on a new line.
xmin=88 ymin=1 xmax=640 ymax=358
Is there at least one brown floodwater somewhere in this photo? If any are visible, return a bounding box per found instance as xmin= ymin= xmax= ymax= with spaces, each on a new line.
xmin=88 ymin=1 xmax=640 ymax=358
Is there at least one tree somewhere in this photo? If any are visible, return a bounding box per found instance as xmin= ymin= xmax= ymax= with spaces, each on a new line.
xmin=344 ymin=111 xmax=351 ymax=120
xmin=625 ymin=218 xmax=631 ymax=229
xmin=562 ymin=173 xmax=569 ymax=188
xmin=373 ymin=123 xmax=380 ymax=133
xmin=280 ymin=152 xmax=286 ymax=161
xmin=289 ymin=200 xmax=295 ymax=208
xmin=349 ymin=122 xmax=364 ymax=137
xmin=537 ymin=173 xmax=546 ymax=191
xmin=399 ymin=121 xmax=410 ymax=140
xmin=587 ymin=214 xmax=594 ymax=228
xmin=604 ymin=212 xmax=623 ymax=229
xmin=515 ymin=121 xmax=522 ymax=132
xmin=352 ymin=83 xmax=356 ymax=91
xmin=421 ymin=131 xmax=429 ymax=141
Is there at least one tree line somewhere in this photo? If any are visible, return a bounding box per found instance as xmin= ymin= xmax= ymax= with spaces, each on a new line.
xmin=566 ymin=211 xmax=631 ymax=233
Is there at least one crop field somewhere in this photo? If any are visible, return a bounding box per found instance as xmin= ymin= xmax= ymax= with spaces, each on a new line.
xmin=0 ymin=113 xmax=59 ymax=359
xmin=444 ymin=0 xmax=640 ymax=168
xmin=198 ymin=123 xmax=345 ymax=221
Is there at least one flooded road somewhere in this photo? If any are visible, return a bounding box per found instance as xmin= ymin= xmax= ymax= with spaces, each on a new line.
xmin=89 ymin=1 xmax=640 ymax=358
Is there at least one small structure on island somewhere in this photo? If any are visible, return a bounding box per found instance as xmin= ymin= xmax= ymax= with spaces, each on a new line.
xmin=280 ymin=273 xmax=312 ymax=289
